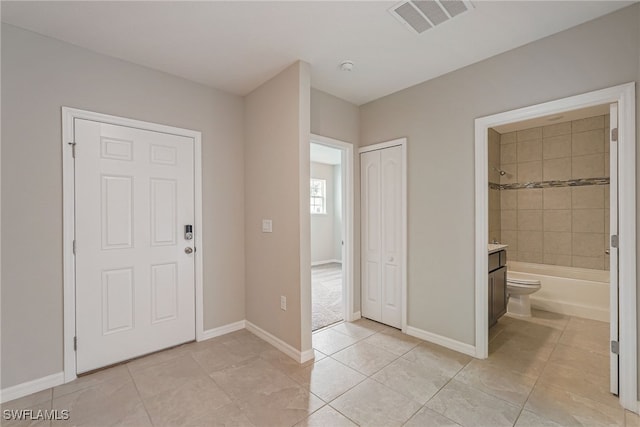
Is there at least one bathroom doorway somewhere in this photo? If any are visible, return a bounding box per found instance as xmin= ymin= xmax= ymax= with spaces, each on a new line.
xmin=474 ymin=83 xmax=636 ymax=412
xmin=309 ymin=135 xmax=354 ymax=331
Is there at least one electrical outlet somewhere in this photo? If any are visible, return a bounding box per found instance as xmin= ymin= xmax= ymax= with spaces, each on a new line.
xmin=280 ymin=296 xmax=286 ymax=311
xmin=262 ymin=219 xmax=273 ymax=233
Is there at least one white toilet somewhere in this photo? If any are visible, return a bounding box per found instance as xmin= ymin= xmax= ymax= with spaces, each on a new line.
xmin=506 ymin=276 xmax=542 ymax=317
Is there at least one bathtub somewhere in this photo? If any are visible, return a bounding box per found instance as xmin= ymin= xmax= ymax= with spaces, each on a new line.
xmin=507 ymin=261 xmax=610 ymax=322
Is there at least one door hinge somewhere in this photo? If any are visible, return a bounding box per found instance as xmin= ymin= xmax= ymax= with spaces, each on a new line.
xmin=72 ymin=240 xmax=76 ymax=255
xmin=611 ymin=340 xmax=619 ymax=355
xmin=68 ymin=141 xmax=77 ymax=158
xmin=611 ymin=128 xmax=618 ymax=142
xmin=73 ymin=336 xmax=77 ymax=351
xmin=611 ymin=235 xmax=618 ymax=249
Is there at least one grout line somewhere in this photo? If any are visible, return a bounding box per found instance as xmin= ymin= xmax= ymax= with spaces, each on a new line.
xmin=125 ymin=363 xmax=154 ymax=426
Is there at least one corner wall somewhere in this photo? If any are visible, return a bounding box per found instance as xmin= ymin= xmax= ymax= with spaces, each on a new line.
xmin=1 ymin=24 xmax=246 ymax=388
xmin=244 ymin=61 xmax=311 ymax=352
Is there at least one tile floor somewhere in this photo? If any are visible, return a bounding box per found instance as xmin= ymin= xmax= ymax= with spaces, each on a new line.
xmin=3 ymin=310 xmax=639 ymax=426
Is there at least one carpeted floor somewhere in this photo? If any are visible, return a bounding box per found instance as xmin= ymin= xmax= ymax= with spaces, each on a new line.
xmin=312 ymin=263 xmax=343 ymax=331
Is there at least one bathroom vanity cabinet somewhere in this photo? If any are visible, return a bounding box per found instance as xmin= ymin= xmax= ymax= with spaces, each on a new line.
xmin=489 ymin=249 xmax=507 ymax=327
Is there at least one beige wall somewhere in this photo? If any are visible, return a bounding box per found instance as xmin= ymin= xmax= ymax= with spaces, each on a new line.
xmin=310 ymin=89 xmax=360 ymax=314
xmin=498 ymin=115 xmax=610 ymax=270
xmin=244 ymin=61 xmax=311 ymax=351
xmin=310 ymin=162 xmax=339 ymax=263
xmin=1 ymin=24 xmax=246 ymax=389
xmin=360 ymin=5 xmax=639 ymax=346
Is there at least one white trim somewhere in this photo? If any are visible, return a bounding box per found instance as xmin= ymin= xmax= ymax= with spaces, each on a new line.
xmin=474 ymin=82 xmax=637 ymax=411
xmin=246 ymin=321 xmax=313 ymax=363
xmin=310 ymin=134 xmax=355 ymax=324
xmin=311 ymin=259 xmax=342 ymax=266
xmin=198 ymin=320 xmax=246 ymax=342
xmin=352 ymin=311 xmax=362 ymax=320
xmin=359 ymin=138 xmax=408 ymax=332
xmin=405 ymin=326 xmax=476 ymax=357
xmin=61 ymin=107 xmax=204 ymax=384
xmin=0 ymin=372 xmax=64 ymax=404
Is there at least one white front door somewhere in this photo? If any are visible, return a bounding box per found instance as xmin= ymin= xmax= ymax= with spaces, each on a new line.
xmin=609 ymin=102 xmax=619 ymax=395
xmin=361 ymin=145 xmax=403 ymax=328
xmin=75 ymin=119 xmax=196 ymax=373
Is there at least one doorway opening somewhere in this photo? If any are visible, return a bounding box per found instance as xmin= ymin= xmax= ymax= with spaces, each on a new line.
xmin=474 ymin=83 xmax=637 ymax=412
xmin=309 ymin=135 xmax=354 ymax=332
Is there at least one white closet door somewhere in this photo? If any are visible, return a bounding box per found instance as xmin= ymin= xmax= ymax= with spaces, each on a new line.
xmin=361 ymin=145 xmax=403 ymax=328
xmin=381 ymin=146 xmax=402 ymax=328
xmin=361 ymin=150 xmax=382 ymax=322
xmin=75 ymin=119 xmax=195 ymax=373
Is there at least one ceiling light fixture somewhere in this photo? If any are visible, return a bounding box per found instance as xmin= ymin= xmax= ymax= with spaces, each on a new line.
xmin=340 ymin=60 xmax=354 ymax=72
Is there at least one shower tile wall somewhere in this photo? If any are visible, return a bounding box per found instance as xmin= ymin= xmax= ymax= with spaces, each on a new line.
xmin=498 ymin=115 xmax=610 ymax=270
xmin=488 ymin=128 xmax=501 ymax=243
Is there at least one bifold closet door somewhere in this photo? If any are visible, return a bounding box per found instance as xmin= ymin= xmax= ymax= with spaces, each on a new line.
xmin=361 ymin=145 xmax=402 ymax=328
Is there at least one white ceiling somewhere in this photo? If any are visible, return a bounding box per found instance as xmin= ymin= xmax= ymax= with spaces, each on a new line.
xmin=310 ymin=142 xmax=342 ymax=165
xmin=1 ymin=1 xmax=634 ymax=105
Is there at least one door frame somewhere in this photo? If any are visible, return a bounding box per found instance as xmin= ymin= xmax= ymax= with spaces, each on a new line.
xmin=61 ymin=107 xmax=204 ymax=383
xmin=359 ymin=138 xmax=408 ymax=332
xmin=309 ymin=134 xmax=355 ymax=322
xmin=473 ymin=82 xmax=637 ymax=411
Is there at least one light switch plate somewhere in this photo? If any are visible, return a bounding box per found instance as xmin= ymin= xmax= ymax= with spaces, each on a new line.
xmin=262 ymin=219 xmax=273 ymax=233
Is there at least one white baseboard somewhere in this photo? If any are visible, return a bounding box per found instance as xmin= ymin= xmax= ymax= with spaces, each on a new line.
xmin=245 ymin=321 xmax=310 ymax=363
xmin=352 ymin=311 xmax=361 ymax=320
xmin=1 ymin=372 xmax=64 ymax=404
xmin=311 ymin=259 xmax=342 ymax=266
xmin=405 ymin=326 xmax=476 ymax=357
xmin=198 ymin=320 xmax=246 ymax=342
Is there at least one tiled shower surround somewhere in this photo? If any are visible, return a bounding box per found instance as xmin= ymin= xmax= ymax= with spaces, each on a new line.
xmin=489 ymin=115 xmax=610 ymax=270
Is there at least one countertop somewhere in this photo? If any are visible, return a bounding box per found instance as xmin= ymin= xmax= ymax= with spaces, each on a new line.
xmin=488 ymin=244 xmax=508 ymax=254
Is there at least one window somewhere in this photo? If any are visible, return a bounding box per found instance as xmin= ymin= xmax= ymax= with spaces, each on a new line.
xmin=310 ymin=178 xmax=326 ymax=214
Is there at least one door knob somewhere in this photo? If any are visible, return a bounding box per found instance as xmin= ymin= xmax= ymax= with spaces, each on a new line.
xmin=185 ymin=247 xmax=193 ymax=254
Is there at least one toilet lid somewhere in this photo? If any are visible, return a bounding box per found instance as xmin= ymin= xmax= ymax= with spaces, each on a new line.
xmin=507 ymin=276 xmax=541 ymax=286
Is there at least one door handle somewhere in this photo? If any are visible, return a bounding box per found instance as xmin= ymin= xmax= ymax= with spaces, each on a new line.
xmin=184 ymin=247 xmax=194 ymax=254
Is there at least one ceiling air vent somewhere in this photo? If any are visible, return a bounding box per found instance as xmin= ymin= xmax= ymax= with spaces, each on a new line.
xmin=389 ymin=0 xmax=474 ymax=34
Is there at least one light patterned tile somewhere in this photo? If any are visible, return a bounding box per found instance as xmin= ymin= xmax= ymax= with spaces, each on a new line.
xmin=426 ymin=380 xmax=520 ymax=427
xmin=515 ymin=410 xmax=564 ymax=427
xmin=211 ymin=358 xmax=323 ymax=426
xmin=287 ymin=357 xmax=365 ymax=402
xmin=2 ymin=389 xmax=52 ymax=410
xmin=404 ymin=407 xmax=461 ymax=427
xmin=129 ymin=354 xmax=207 ymax=399
xmin=51 ymin=379 xmax=150 ymax=427
xmin=142 ymin=376 xmax=232 ymax=426
xmin=54 ymin=365 xmax=132 ymax=398
xmin=372 ymin=357 xmax=451 ymax=404
xmin=332 ymin=341 xmax=398 ymax=376
xmin=455 ymin=359 xmax=537 ymax=406
xmin=525 ymin=383 xmax=624 ymax=426
xmin=295 ymin=406 xmax=357 ymax=427
xmin=625 ymin=410 xmax=640 ymax=427
xmin=362 ymin=329 xmax=419 ymax=356
xmin=402 ymin=342 xmax=471 ymax=378
xmin=330 ymin=321 xmax=378 ymax=340
xmin=331 ymin=379 xmax=421 ymax=427
xmin=312 ymin=329 xmax=360 ymax=355
xmin=538 ymin=344 xmax=617 ymax=409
